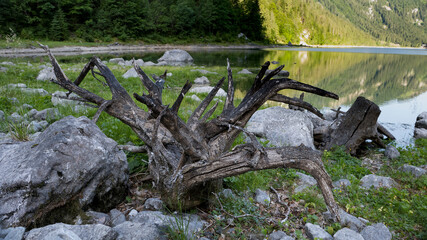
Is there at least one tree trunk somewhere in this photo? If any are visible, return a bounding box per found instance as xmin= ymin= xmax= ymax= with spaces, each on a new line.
xmin=40 ymin=44 xmax=341 ymax=221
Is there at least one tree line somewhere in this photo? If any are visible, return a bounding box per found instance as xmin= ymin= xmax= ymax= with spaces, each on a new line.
xmin=0 ymin=0 xmax=265 ymax=42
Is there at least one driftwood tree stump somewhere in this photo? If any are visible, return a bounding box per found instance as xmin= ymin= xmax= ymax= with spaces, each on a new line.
xmin=324 ymin=97 xmax=394 ymax=155
xmin=40 ymin=44 xmax=341 ymax=220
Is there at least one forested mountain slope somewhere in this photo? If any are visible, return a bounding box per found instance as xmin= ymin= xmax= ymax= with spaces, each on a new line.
xmin=0 ymin=0 xmax=425 ymax=46
xmin=317 ymin=0 xmax=427 ymax=46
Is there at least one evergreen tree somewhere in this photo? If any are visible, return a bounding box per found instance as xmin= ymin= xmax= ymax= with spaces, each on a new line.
xmin=50 ymin=8 xmax=68 ymax=41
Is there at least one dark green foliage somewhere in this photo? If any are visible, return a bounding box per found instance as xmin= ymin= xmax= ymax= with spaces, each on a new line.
xmin=0 ymin=0 xmax=265 ymax=42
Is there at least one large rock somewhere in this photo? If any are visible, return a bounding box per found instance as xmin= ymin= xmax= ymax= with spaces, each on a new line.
xmin=414 ymin=128 xmax=427 ymax=139
xmin=158 ymin=49 xmax=193 ymax=62
xmin=269 ymin=230 xmax=294 ymax=240
xmin=255 ymin=189 xmax=270 ymax=206
xmin=360 ymin=174 xmax=398 ymax=189
xmin=0 ymin=227 xmax=26 ymax=240
xmin=0 ymin=116 xmax=128 ymax=228
xmin=33 ymin=108 xmax=61 ymax=121
xmin=36 ymin=67 xmax=56 ymax=81
xmin=304 ymin=223 xmax=333 ymax=240
xmin=416 ymin=111 xmax=427 ymax=121
xmin=338 ymin=209 xmax=366 ymax=232
xmin=194 ymin=76 xmax=210 ymax=85
xmin=384 ymin=145 xmax=400 ymax=159
xmin=246 ymin=107 xmax=315 ymax=149
xmin=25 ymin=223 xmax=117 ymax=240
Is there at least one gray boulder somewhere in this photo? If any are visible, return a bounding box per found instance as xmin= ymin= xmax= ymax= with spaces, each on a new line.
xmin=294 ymin=172 xmax=317 ymax=192
xmin=122 ymin=68 xmax=139 ymax=79
xmin=384 ymin=145 xmax=400 ymax=159
xmin=134 ymin=59 xmax=144 ymax=66
xmin=0 ymin=116 xmax=128 ymax=228
xmin=144 ymin=198 xmax=163 ymax=210
xmin=360 ymin=174 xmax=398 ymax=189
xmin=304 ymin=223 xmax=333 ymax=240
xmin=36 ymin=67 xmax=56 ymax=81
xmin=0 ymin=110 xmax=4 ymax=121
xmin=360 ymin=223 xmax=392 ymax=240
xmin=189 ymin=86 xmax=227 ymax=97
xmin=0 ymin=227 xmax=26 ymax=240
xmin=158 ymin=49 xmax=193 ymax=62
xmin=194 ymin=76 xmax=210 ymax=85
xmin=25 ymin=223 xmax=117 ymax=240
xmin=399 ymin=164 xmax=426 ymax=178
xmin=338 ymin=209 xmax=366 ymax=232
xmin=108 ymin=209 xmax=126 ymax=227
xmin=113 ymin=221 xmax=165 ymax=240
xmin=269 ymin=230 xmax=294 ymax=240
xmin=333 ymin=228 xmax=364 ymax=240
xmin=255 ymin=189 xmax=270 ymax=206
xmin=246 ymin=107 xmax=315 ymax=149
xmin=85 ymin=211 xmax=111 ymax=225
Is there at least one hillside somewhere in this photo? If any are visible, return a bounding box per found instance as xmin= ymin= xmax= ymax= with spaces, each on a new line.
xmin=259 ymin=0 xmax=378 ymax=45
xmin=317 ymin=0 xmax=427 ymax=46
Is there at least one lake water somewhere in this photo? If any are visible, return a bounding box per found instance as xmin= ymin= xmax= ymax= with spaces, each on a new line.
xmin=4 ymin=47 xmax=427 ymax=146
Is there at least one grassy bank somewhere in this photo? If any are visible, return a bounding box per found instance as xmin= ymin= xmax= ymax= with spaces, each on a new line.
xmin=0 ymin=59 xmax=425 ymax=239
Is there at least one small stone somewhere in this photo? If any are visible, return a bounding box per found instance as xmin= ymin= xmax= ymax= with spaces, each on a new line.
xmin=143 ymin=61 xmax=156 ymax=66
xmin=166 ymin=72 xmax=173 ymax=77
xmin=33 ymin=108 xmax=60 ymax=121
xmin=194 ymin=76 xmax=210 ymax=85
xmin=156 ymin=61 xmax=168 ymax=66
xmin=0 ymin=66 xmax=7 ymax=72
xmin=190 ymin=95 xmax=201 ymax=102
xmin=144 ymin=198 xmax=163 ymax=210
xmin=85 ymin=211 xmax=110 ymax=225
xmin=134 ymin=59 xmax=144 ymax=66
xmin=294 ymin=172 xmax=317 ymax=192
xmin=1 ymin=61 xmax=15 ymax=66
xmin=399 ymin=164 xmax=426 ymax=178
xmin=109 ymin=209 xmax=126 ymax=227
xmin=189 ymin=86 xmax=227 ymax=97
xmin=304 ymin=223 xmax=333 ymax=240
xmin=109 ymin=58 xmax=125 ymax=64
xmin=338 ymin=209 xmax=366 ymax=232
xmin=1 ymin=227 xmax=26 ymax=240
xmin=333 ymin=228 xmax=364 ymax=240
xmin=0 ymin=110 xmax=4 ymax=121
xmin=220 ymin=189 xmax=234 ymax=198
xmin=255 ymin=189 xmax=270 ymax=206
xmin=7 ymin=83 xmax=27 ymax=88
xmin=26 ymin=109 xmax=38 ymax=119
xmin=9 ymin=97 xmax=19 ymax=104
xmin=190 ymin=69 xmax=218 ymax=75
xmin=384 ymin=145 xmax=400 ymax=159
xmin=333 ymin=179 xmax=351 ymax=189
xmin=360 ymin=174 xmax=398 ymax=189
xmin=36 ymin=67 xmax=56 ymax=81
xmin=269 ymin=230 xmax=294 ymax=240
xmin=8 ymin=112 xmax=23 ymax=123
xmin=122 ymin=68 xmax=139 ymax=78
xmin=22 ymin=104 xmax=33 ymax=110
xmin=28 ymin=121 xmax=43 ymax=132
xmin=361 ymin=223 xmax=392 ymax=240
xmin=20 ymin=88 xmax=49 ymax=96
xmin=128 ymin=209 xmax=138 ymax=217
xmin=238 ymin=69 xmax=252 ymax=74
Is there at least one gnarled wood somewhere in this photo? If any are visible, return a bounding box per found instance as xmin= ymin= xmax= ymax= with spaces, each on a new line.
xmin=40 ymin=43 xmax=341 ymax=221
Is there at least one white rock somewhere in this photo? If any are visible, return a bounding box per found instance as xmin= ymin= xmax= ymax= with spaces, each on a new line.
xmin=304 ymin=223 xmax=333 ymax=240
xmin=158 ymin=49 xmax=193 ymax=62
xmin=190 ymin=95 xmax=201 ymax=102
xmin=333 ymin=228 xmax=364 ymax=240
xmin=122 ymin=68 xmax=139 ymax=78
xmin=36 ymin=67 xmax=56 ymax=81
xmin=238 ymin=69 xmax=253 ymax=74
xmin=194 ymin=76 xmax=210 ymax=85
xmin=360 ymin=174 xmax=398 ymax=189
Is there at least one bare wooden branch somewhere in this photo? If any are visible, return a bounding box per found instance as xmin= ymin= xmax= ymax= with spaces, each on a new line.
xmin=171 ymin=80 xmax=192 ymax=113
xmin=92 ymin=100 xmax=112 ymax=123
xmin=269 ymin=93 xmax=324 ymax=119
xmin=224 ymin=59 xmax=235 ymax=112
